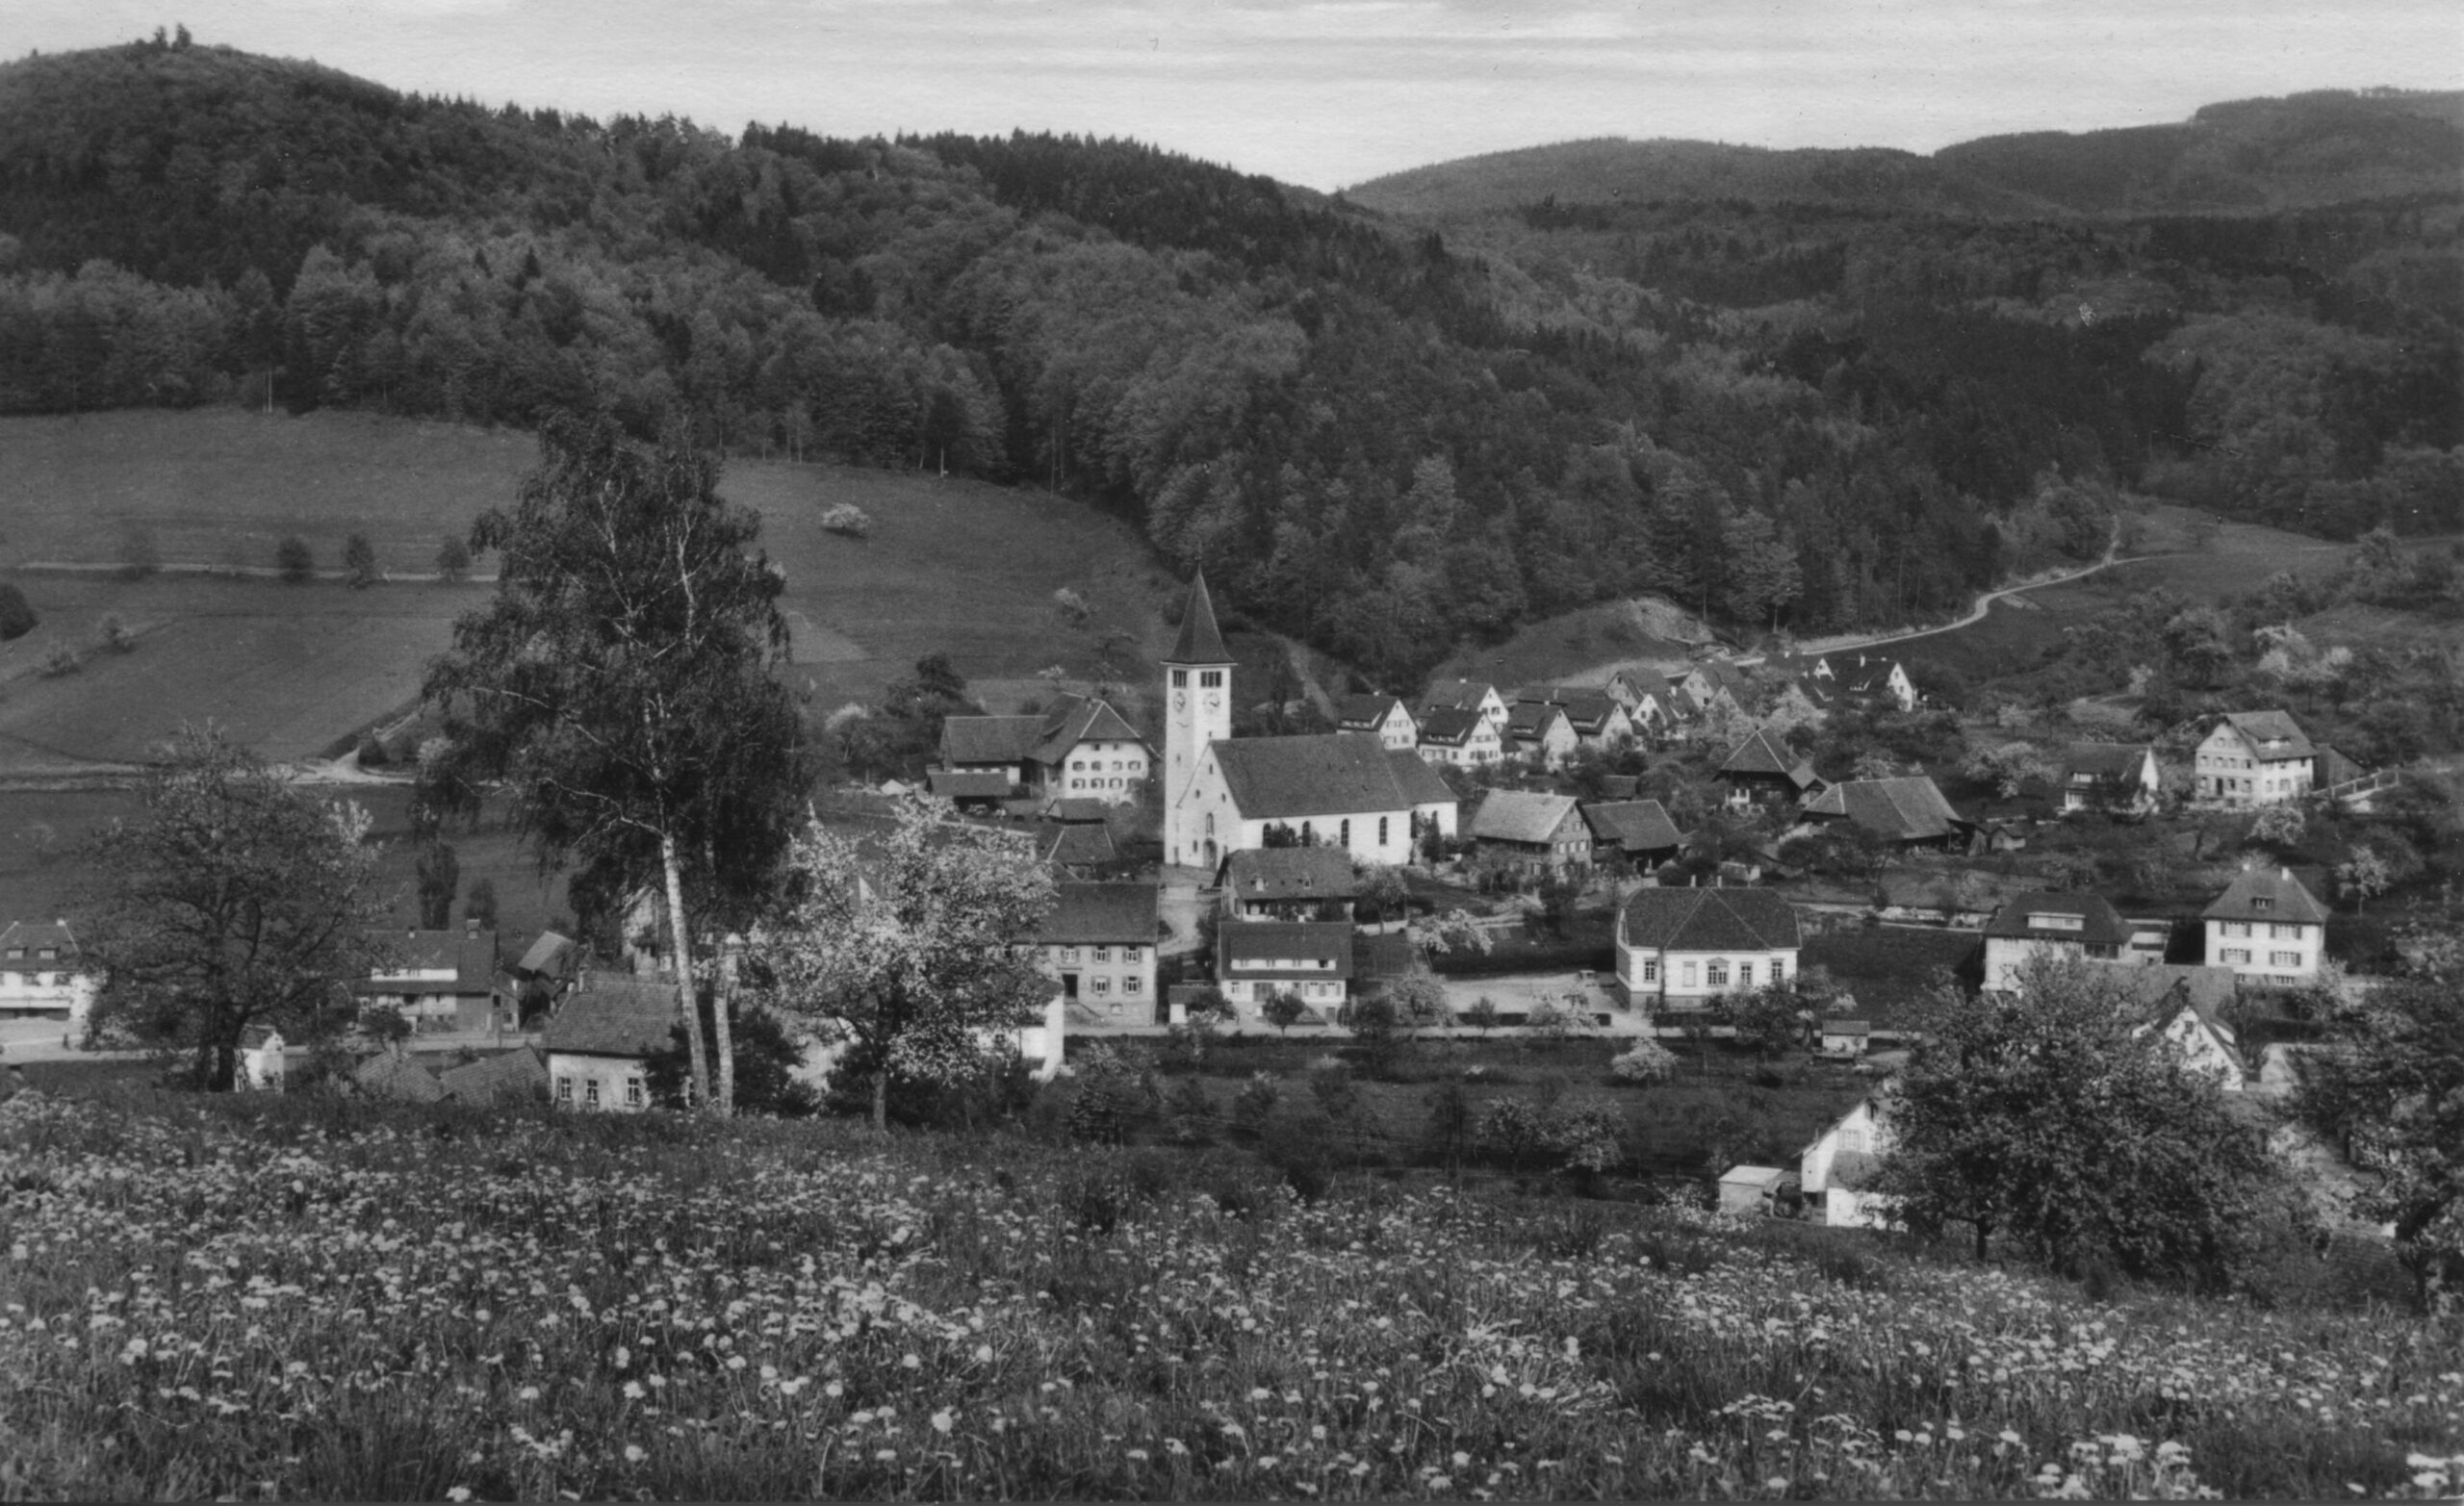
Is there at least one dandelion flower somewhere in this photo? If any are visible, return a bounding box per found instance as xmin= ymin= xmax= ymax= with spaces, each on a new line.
xmin=623 ymin=1444 xmax=646 ymax=1464
xmin=932 ymin=1411 xmax=954 ymax=1435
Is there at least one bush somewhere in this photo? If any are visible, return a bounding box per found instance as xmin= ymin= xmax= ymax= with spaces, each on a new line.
xmin=355 ymin=736 xmax=389 ymax=768
xmin=1611 ymin=1040 xmax=1678 ymax=1085
xmin=275 ymin=536 xmax=313 ymax=582
xmin=1066 ymin=1044 xmax=1159 ymax=1145
xmin=1231 ymin=1072 xmax=1280 ymax=1133
xmin=1053 ymin=587 xmax=1091 ymax=625
xmin=35 ymin=639 xmax=77 ymax=678
xmin=343 ymin=533 xmax=378 ymax=586
xmin=434 ymin=535 xmax=472 ymax=582
xmin=95 ymin=612 xmax=134 ymax=653
xmin=820 ymin=503 xmax=873 ymax=539
xmin=0 ymin=583 xmax=38 ymax=641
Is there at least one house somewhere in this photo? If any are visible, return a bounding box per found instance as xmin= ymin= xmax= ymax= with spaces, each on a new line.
xmin=1839 ymin=655 xmax=1918 ymax=713
xmin=1800 ymin=1096 xmax=1899 ymax=1229
xmin=1222 ymin=848 xmax=1359 ymax=922
xmin=1501 ymin=702 xmax=1578 ymax=768
xmin=1037 ymin=881 xmax=1161 ymax=1027
xmin=1601 ymin=668 xmax=1655 ymax=709
xmin=2202 ymin=867 xmax=2327 ymax=985
xmin=938 ymin=691 xmax=1153 ymax=804
xmin=2149 ymin=1002 xmax=2246 ymax=1090
xmin=0 ymin=919 xmax=96 ymax=1031
xmin=1580 ymin=799 xmax=1685 ymax=869
xmin=1614 ymin=886 xmax=1802 ymax=1011
xmin=1332 ymin=694 xmax=1419 ymax=752
xmin=1415 ymin=706 xmax=1504 ymax=767
xmin=1719 ymin=728 xmax=1820 ymax=808
xmin=1671 ymin=660 xmax=1757 ymax=715
xmin=1800 ymin=776 xmax=1965 ymax=849
xmin=358 ymin=925 xmax=508 ymax=1034
xmin=438 ymin=1044 xmax=552 ymax=1106
xmin=2194 ymin=711 xmax=2315 ymax=806
xmin=1028 ymin=819 xmax=1119 ymax=875
xmin=927 ymin=769 xmax=1016 ymax=811
xmin=1467 ymin=790 xmax=1591 ymax=872
xmin=542 ymin=972 xmax=678 ymax=1111
xmin=350 ymin=1046 xmax=446 ymax=1104
xmin=1981 ymin=891 xmax=2136 ymax=990
xmin=1169 ymin=732 xmax=1458 ymax=870
xmin=1216 ymin=921 xmax=1354 ymax=1021
xmin=1818 ymin=1019 xmax=1870 ymax=1056
xmin=1622 ymin=690 xmax=1671 ymax=739
xmin=2058 ymin=744 xmax=2162 ymax=815
xmin=1513 ymin=688 xmax=1635 ymax=751
xmin=1419 ymin=678 xmax=1510 ymax=734
xmin=237 ymin=1026 xmax=292 ymax=1092
xmin=510 ymin=930 xmax=578 ymax=1023
xmin=1718 ymin=1165 xmax=1791 ymax=1217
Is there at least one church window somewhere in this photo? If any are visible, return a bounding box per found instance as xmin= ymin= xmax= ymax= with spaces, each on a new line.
xmin=1340 ymin=819 xmax=1350 ymax=847
xmin=1199 ymin=670 xmax=1223 ymax=688
xmin=1378 ymin=817 xmax=1389 ymax=845
xmin=1172 ymin=670 xmax=1188 ymax=688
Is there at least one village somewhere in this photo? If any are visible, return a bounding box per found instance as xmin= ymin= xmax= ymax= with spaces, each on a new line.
xmin=2 ymin=572 xmax=2422 ymax=1244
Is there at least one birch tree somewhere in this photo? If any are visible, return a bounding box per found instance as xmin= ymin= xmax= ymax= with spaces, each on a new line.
xmin=753 ymin=796 xmax=1057 ymax=1131
xmin=422 ymin=411 xmax=808 ymax=1113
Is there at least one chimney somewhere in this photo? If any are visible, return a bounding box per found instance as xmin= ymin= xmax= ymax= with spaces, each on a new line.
xmin=2280 ymin=867 xmax=2292 ymax=881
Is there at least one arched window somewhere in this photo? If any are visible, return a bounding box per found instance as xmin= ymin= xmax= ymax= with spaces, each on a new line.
xmin=1301 ymin=821 xmax=1314 ymax=845
xmin=1205 ymin=813 xmax=1215 ymax=836
xmin=1379 ymin=816 xmax=1390 ymax=846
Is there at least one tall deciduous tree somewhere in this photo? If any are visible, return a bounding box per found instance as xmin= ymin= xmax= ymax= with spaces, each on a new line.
xmin=77 ymin=726 xmax=385 ymax=1090
xmin=422 ymin=411 xmax=808 ymax=1114
xmin=2297 ymin=978 xmax=2464 ymax=1309
xmin=754 ymin=795 xmax=1057 ymax=1131
xmin=1880 ymin=954 xmax=2281 ymax=1288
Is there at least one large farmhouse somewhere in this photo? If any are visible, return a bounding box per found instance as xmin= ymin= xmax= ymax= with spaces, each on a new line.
xmin=2194 ymin=711 xmax=2314 ymax=807
xmin=1162 ymin=574 xmax=1457 ymax=870
xmin=938 ymin=692 xmax=1153 ymax=804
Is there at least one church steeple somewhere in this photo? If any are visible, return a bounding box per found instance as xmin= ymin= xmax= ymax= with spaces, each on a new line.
xmin=1165 ymin=569 xmax=1231 ymax=666
xmin=1162 ymin=572 xmax=1234 ymax=868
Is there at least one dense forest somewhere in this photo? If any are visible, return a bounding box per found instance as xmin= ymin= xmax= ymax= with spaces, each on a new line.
xmin=0 ymin=35 xmax=2456 ymax=684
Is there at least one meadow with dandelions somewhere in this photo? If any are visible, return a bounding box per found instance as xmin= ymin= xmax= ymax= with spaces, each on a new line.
xmin=2 ymin=1088 xmax=2459 ymax=1502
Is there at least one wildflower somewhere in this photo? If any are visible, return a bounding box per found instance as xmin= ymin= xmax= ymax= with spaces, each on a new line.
xmin=932 ymin=1411 xmax=954 ymax=1435
xmin=446 ymin=1491 xmax=471 ymax=1503
xmin=623 ymin=1444 xmax=646 ymax=1464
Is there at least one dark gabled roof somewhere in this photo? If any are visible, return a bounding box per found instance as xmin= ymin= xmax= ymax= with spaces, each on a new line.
xmin=1983 ymin=890 xmax=2133 ymax=947
xmin=1802 ymin=777 xmax=1962 ymax=842
xmin=1468 ymin=789 xmax=1584 ymax=845
xmin=1217 ymin=921 xmax=1354 ymax=980
xmin=1415 ymin=706 xmax=1485 ymax=745
xmin=1388 ymin=749 xmax=1456 ymax=807
xmin=542 ymin=973 xmax=679 ymax=1059
xmin=1721 ymin=728 xmax=1798 ymax=779
xmin=1582 ymin=799 xmax=1684 ymax=854
xmin=1691 ymin=660 xmax=1755 ymax=696
xmin=2203 ymin=867 xmax=2329 ymax=925
xmin=1042 ymin=797 xmax=1112 ymax=823
xmin=1503 ymin=702 xmax=1571 ymax=739
xmin=1034 ymin=821 xmax=1118 ymax=869
xmin=352 ymin=1050 xmax=445 ymax=1103
xmin=2098 ymin=961 xmax=2238 ymax=1018
xmin=0 ymin=919 xmax=79 ymax=958
xmin=2215 ymin=710 xmax=2315 ymax=760
xmin=516 ymin=931 xmax=576 ymax=976
xmin=1332 ymin=693 xmax=1408 ymax=729
xmin=1421 ymin=678 xmax=1498 ymax=713
xmin=1212 ymin=734 xmax=1454 ymax=821
xmin=1225 ymin=847 xmax=1359 ymax=901
xmin=930 ymin=770 xmax=1016 ymax=800
xmin=364 ymin=929 xmax=499 ymax=993
xmin=1166 ymin=571 xmax=1232 ymax=664
xmin=2315 ymin=745 xmax=2368 ymax=786
xmin=1620 ymin=887 xmax=1801 ymax=953
xmin=2063 ymin=743 xmax=2153 ymax=780
xmin=940 ymin=715 xmax=1041 ymax=766
xmin=1041 ymin=881 xmax=1159 ymax=944
xmin=1030 ymin=693 xmax=1150 ymax=765
xmin=438 ymin=1045 xmax=550 ymax=1105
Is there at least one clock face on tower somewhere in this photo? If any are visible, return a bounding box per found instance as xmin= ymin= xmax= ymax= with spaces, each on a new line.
xmin=1172 ymin=692 xmax=1186 ymax=711
xmin=1204 ymin=693 xmax=1220 ymax=709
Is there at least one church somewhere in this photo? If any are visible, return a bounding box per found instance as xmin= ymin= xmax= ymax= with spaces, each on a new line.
xmin=1162 ymin=574 xmax=1458 ymax=872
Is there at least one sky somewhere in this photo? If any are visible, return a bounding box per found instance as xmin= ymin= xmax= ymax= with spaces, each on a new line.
xmin=2 ymin=0 xmax=2458 ymax=190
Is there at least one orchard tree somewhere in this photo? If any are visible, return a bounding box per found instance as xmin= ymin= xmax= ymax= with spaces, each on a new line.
xmin=1713 ymin=982 xmax=1807 ymax=1059
xmin=1261 ymin=988 xmax=1309 ymax=1035
xmin=2297 ymin=978 xmax=2464 ymax=1309
xmin=754 ymin=796 xmax=1057 ymax=1131
xmin=77 ymin=726 xmax=386 ymax=1090
xmin=422 ymin=411 xmax=809 ymax=1114
xmin=2336 ymin=846 xmax=2392 ymax=913
xmin=1880 ymin=954 xmax=2282 ymax=1288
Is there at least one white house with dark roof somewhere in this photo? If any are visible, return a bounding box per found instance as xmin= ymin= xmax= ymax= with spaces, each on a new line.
xmin=1615 ymin=886 xmax=1802 ymax=1010
xmin=1222 ymin=848 xmax=1359 ymax=921
xmin=0 ymin=919 xmax=96 ymax=1030
xmin=939 ymin=691 xmax=1153 ymax=804
xmin=1512 ymin=688 xmax=1635 ymax=751
xmin=1981 ymin=891 xmax=2136 ymax=991
xmin=1216 ymin=920 xmax=1354 ymax=1018
xmin=1174 ymin=734 xmax=1457 ymax=868
xmin=1671 ymin=660 xmax=1757 ymax=716
xmin=1800 ymin=1095 xmax=1899 ymax=1229
xmin=358 ymin=924 xmax=508 ymax=1034
xmin=2057 ymin=743 xmax=2162 ymax=815
xmin=1332 ymin=694 xmax=1419 ymax=752
xmin=542 ymin=972 xmax=677 ymax=1111
xmin=1502 ymin=702 xmax=1578 ymax=767
xmin=2194 ymin=711 xmax=2314 ymax=806
xmin=2203 ymin=866 xmax=2326 ymax=984
xmin=1719 ymin=728 xmax=1820 ymax=808
xmin=1467 ymin=789 xmax=1590 ymax=872
xmin=1036 ymin=881 xmax=1160 ymax=1029
xmin=1415 ymin=706 xmax=1502 ymax=767
xmin=1419 ymin=678 xmax=1510 ymax=733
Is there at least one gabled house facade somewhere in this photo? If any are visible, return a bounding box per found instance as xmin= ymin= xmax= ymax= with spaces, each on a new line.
xmin=1800 ymin=1096 xmax=1899 ymax=1229
xmin=1501 ymin=702 xmax=1578 ymax=767
xmin=1467 ymin=789 xmax=1590 ymax=873
xmin=1222 ymin=848 xmax=1359 ymax=922
xmin=542 ymin=972 xmax=677 ymax=1111
xmin=1416 ymin=707 xmax=1504 ymax=767
xmin=2194 ymin=711 xmax=2314 ymax=806
xmin=358 ymin=925 xmax=507 ymax=1034
xmin=1719 ymin=728 xmax=1819 ymax=808
xmin=1332 ymin=694 xmax=1419 ymax=752
xmin=2202 ymin=867 xmax=2326 ymax=985
xmin=1981 ymin=891 xmax=2134 ymax=990
xmin=1036 ymin=881 xmax=1160 ymax=1027
xmin=1671 ymin=660 xmax=1758 ymax=715
xmin=1614 ymin=886 xmax=1801 ymax=1011
xmin=2059 ymin=744 xmax=2162 ymax=815
xmin=0 ymin=919 xmax=96 ymax=1031
xmin=1419 ymin=678 xmax=1510 ymax=734
xmin=938 ymin=692 xmax=1154 ymax=804
xmin=1216 ymin=921 xmax=1354 ymax=1018
xmin=1171 ymin=733 xmax=1458 ymax=870
xmin=1512 ymin=688 xmax=1635 ymax=751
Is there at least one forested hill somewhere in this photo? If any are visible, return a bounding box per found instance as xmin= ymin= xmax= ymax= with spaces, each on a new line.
xmin=1 ymin=39 xmax=2457 ymax=690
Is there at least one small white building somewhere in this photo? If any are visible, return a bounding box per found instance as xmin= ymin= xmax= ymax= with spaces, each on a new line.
xmin=1332 ymin=694 xmax=1419 ymax=752
xmin=2202 ymin=867 xmax=2326 ymax=985
xmin=1800 ymin=1095 xmax=1899 ymax=1229
xmin=1420 ymin=678 xmax=1511 ymax=734
xmin=1415 ymin=707 xmax=1503 ymax=768
xmin=2058 ymin=744 xmax=2162 ymax=815
xmin=1980 ymin=891 xmax=2136 ymax=991
xmin=359 ymin=924 xmax=507 ymax=1034
xmin=1216 ymin=921 xmax=1353 ymax=1021
xmin=541 ymin=972 xmax=676 ymax=1111
xmin=0 ymin=919 xmax=97 ymax=1033
xmin=2145 ymin=1001 xmax=2246 ymax=1091
xmin=1036 ymin=881 xmax=1161 ymax=1027
xmin=1501 ymin=702 xmax=1578 ymax=768
xmin=1718 ymin=1164 xmax=1790 ymax=1217
xmin=2194 ymin=711 xmax=2314 ymax=806
xmin=1614 ymin=886 xmax=1801 ymax=1011
xmin=237 ymin=1027 xmax=291 ymax=1093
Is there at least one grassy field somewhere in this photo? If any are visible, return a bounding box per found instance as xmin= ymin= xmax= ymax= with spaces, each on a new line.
xmin=0 ymin=408 xmax=1178 ymax=760
xmin=1431 ymin=596 xmax=1712 ymax=694
xmin=2 ymin=1085 xmax=2455 ymax=1500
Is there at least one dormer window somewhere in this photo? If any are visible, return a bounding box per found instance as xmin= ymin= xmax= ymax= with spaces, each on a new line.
xmin=2251 ymin=897 xmax=2272 ymax=912
xmin=2027 ymin=913 xmax=2084 ymax=931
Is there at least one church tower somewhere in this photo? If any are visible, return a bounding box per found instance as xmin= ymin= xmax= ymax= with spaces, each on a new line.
xmin=1161 ymin=571 xmax=1233 ymax=868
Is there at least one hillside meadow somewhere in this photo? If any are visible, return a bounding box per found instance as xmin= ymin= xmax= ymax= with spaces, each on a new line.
xmin=0 ymin=409 xmax=1177 ymax=772
xmin=1 ymin=1085 xmax=2457 ymax=1501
